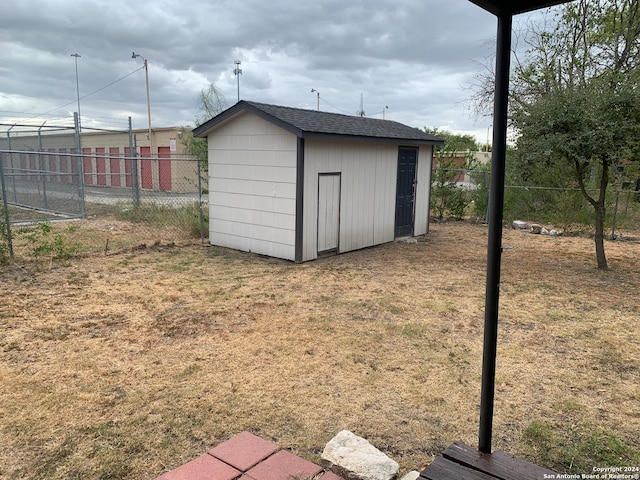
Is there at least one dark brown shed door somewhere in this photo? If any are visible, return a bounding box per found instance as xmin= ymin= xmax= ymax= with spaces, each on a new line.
xmin=395 ymin=148 xmax=417 ymax=237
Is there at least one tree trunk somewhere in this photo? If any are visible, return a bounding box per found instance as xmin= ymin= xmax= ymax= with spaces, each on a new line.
xmin=594 ymin=156 xmax=611 ymax=270
xmin=574 ymin=157 xmax=610 ymax=270
xmin=594 ymin=200 xmax=608 ymax=270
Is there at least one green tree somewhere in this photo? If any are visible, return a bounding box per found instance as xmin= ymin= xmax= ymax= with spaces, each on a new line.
xmin=425 ymin=127 xmax=480 ymax=219
xmin=510 ymin=0 xmax=640 ymax=270
xmin=181 ymin=84 xmax=228 ymax=171
xmin=431 ymin=156 xmax=469 ymax=219
xmin=423 ymin=127 xmax=480 ymax=152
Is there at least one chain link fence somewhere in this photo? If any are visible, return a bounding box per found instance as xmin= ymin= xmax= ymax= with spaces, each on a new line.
xmin=434 ymin=167 xmax=640 ymax=237
xmin=0 ymin=120 xmax=206 ymax=263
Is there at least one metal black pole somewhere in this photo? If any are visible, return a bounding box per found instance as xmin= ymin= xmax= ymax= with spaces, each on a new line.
xmin=479 ymin=13 xmax=512 ymax=454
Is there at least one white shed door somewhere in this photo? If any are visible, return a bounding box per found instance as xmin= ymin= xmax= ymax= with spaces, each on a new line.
xmin=317 ymin=173 xmax=341 ymax=253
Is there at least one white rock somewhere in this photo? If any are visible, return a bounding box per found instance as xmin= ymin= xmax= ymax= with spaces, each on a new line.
xmin=397 ymin=237 xmax=417 ymax=244
xmin=512 ymin=220 xmax=528 ymax=229
xmin=322 ymin=430 xmax=399 ymax=480
xmin=399 ymin=471 xmax=420 ymax=480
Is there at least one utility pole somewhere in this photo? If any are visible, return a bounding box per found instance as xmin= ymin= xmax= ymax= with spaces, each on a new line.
xmin=311 ymin=89 xmax=320 ymax=110
xmin=132 ymin=52 xmax=152 ymax=153
xmin=71 ymin=53 xmax=81 ymax=131
xmin=234 ymin=60 xmax=242 ymax=102
xmin=357 ymin=93 xmax=365 ymax=117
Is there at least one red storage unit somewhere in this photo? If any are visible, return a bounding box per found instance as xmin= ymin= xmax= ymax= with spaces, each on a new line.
xmin=82 ymin=148 xmax=93 ymax=185
xmin=109 ymin=147 xmax=121 ymax=187
xmin=59 ymin=149 xmax=69 ymax=184
xmin=140 ymin=146 xmax=152 ymax=189
xmin=96 ymin=147 xmax=106 ymax=186
xmin=124 ymin=147 xmax=133 ymax=187
xmin=158 ymin=146 xmax=172 ymax=191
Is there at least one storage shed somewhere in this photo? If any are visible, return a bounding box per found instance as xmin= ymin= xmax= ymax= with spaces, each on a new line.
xmin=193 ymin=101 xmax=444 ymax=262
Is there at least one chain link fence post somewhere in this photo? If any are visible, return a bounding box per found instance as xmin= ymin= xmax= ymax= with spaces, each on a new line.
xmin=0 ymin=151 xmax=14 ymax=258
xmin=129 ymin=117 xmax=140 ymax=206
xmin=6 ymin=126 xmax=17 ymax=202
xmin=38 ymin=123 xmax=49 ymax=210
xmin=74 ymin=112 xmax=86 ymax=218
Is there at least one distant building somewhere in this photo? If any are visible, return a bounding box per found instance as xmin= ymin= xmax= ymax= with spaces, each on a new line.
xmin=434 ymin=150 xmax=491 ymax=189
xmin=0 ymin=126 xmax=199 ymax=193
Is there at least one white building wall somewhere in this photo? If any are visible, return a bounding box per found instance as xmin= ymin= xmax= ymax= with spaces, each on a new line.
xmin=208 ymin=112 xmax=297 ymax=260
xmin=414 ymin=145 xmax=434 ymax=236
xmin=302 ymin=141 xmax=398 ymax=262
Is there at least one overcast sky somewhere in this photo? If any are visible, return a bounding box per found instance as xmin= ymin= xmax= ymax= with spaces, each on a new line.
xmin=0 ymin=0 xmax=553 ymax=144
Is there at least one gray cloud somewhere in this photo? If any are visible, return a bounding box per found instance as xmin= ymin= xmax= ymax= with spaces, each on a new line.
xmin=0 ymin=0 xmax=553 ymax=141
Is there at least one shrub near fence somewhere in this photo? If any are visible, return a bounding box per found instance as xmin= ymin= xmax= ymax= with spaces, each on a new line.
xmin=0 ymin=152 xmax=207 ymax=263
xmin=502 ymin=186 xmax=640 ymax=236
xmin=436 ymin=168 xmax=640 ymax=236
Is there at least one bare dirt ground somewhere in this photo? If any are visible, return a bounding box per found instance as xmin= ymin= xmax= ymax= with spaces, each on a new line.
xmin=0 ymin=220 xmax=639 ymax=479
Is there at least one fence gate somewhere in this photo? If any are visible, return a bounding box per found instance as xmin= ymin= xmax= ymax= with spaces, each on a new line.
xmin=0 ymin=128 xmax=86 ymax=224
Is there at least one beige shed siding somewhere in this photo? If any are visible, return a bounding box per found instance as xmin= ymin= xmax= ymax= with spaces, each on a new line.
xmin=302 ymin=141 xmax=398 ymax=262
xmin=414 ymin=145 xmax=434 ymax=236
xmin=208 ymin=112 xmax=297 ymax=260
xmin=373 ymin=152 xmax=397 ymax=244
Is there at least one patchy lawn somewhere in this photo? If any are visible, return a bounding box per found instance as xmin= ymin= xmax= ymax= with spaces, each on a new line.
xmin=0 ymin=220 xmax=639 ymax=479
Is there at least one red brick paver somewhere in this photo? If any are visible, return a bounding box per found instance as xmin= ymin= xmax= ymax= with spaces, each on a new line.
xmin=209 ymin=432 xmax=279 ymax=471
xmin=157 ymin=453 xmax=241 ymax=480
xmin=245 ymin=449 xmax=323 ymax=480
xmin=154 ymin=432 xmax=342 ymax=480
xmin=317 ymin=472 xmax=345 ymax=480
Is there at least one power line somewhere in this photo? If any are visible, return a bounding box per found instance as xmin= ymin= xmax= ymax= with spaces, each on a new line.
xmin=318 ymin=97 xmax=352 ymax=115
xmin=18 ymin=66 xmax=145 ymax=120
xmin=0 ymin=110 xmax=76 ymax=121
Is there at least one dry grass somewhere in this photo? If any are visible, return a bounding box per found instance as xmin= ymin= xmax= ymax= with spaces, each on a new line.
xmin=0 ymin=220 xmax=639 ymax=479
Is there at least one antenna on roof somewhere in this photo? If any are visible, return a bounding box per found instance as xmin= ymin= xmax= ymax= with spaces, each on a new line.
xmin=233 ymin=60 xmax=242 ymax=103
xmin=356 ymin=93 xmax=365 ymax=117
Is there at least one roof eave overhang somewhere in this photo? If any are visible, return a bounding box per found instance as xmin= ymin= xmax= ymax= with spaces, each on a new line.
xmin=192 ymin=101 xmax=303 ymax=138
xmin=468 ymin=0 xmax=572 ymax=16
xmin=301 ymin=131 xmax=445 ymax=146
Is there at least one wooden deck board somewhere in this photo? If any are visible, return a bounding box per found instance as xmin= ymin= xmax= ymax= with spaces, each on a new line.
xmin=420 ymin=442 xmax=556 ymax=480
xmin=419 ymin=456 xmax=498 ymax=480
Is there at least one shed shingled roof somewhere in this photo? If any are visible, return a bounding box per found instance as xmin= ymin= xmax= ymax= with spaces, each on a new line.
xmin=193 ymin=100 xmax=444 ymax=145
